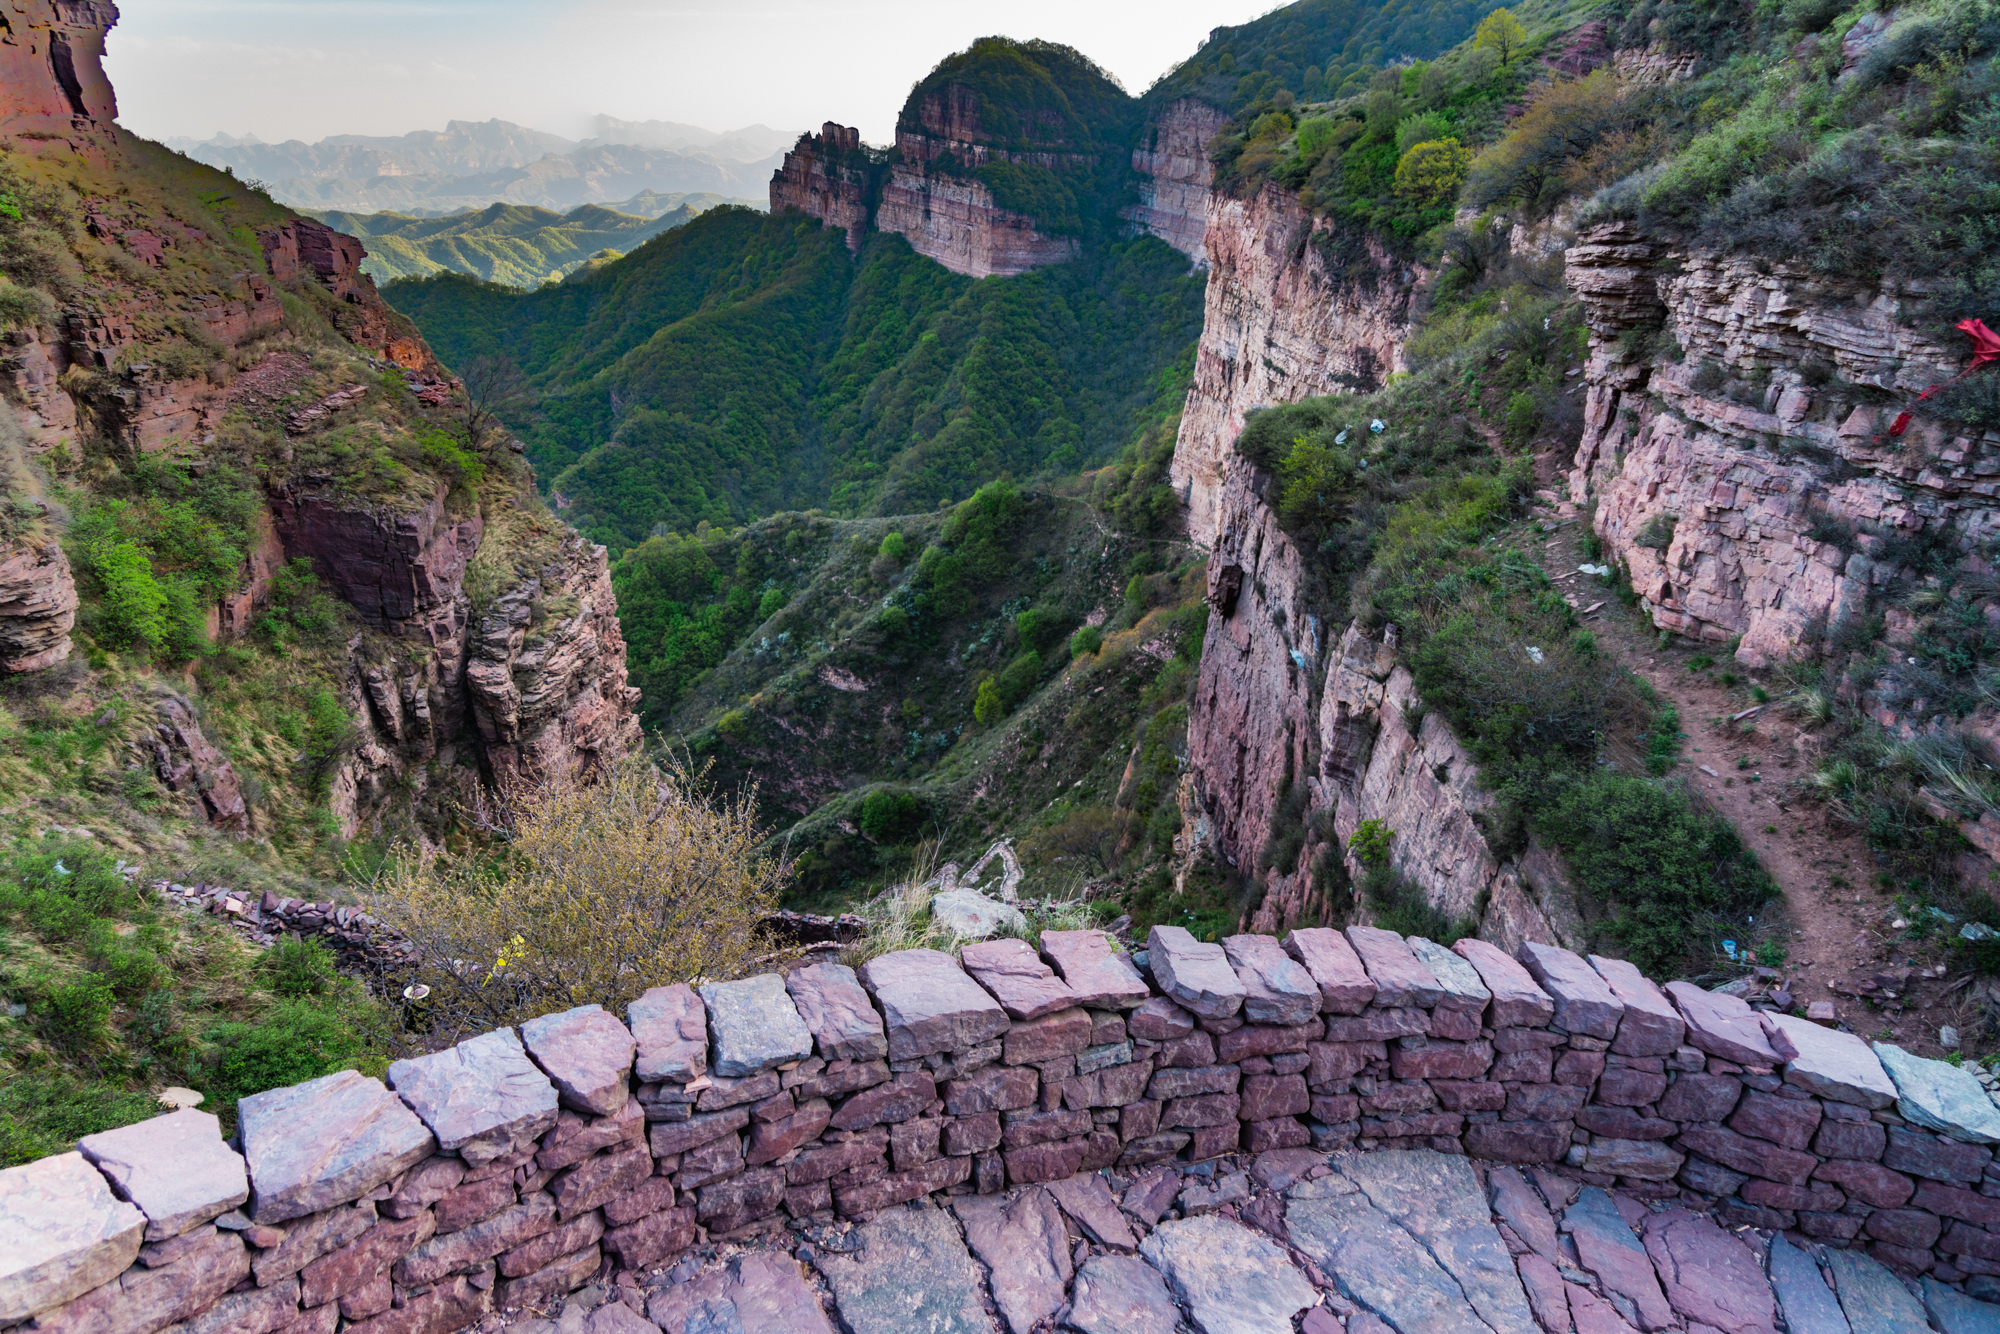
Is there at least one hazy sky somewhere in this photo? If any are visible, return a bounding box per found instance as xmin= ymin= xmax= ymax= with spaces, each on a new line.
xmin=108 ymin=0 xmax=1279 ymax=146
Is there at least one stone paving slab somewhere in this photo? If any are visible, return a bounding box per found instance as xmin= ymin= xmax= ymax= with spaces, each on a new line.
xmin=813 ymin=1205 xmax=996 ymax=1334
xmin=645 ymin=1251 xmax=835 ymax=1333
xmin=1286 ymin=1174 xmax=1499 ymax=1334
xmin=951 ymin=1188 xmax=1069 ymax=1334
xmin=1068 ymin=1254 xmax=1182 ymax=1334
xmin=700 ymin=974 xmax=814 ymax=1078
xmin=1140 ymin=1212 xmax=1317 ymax=1334
xmin=1825 ymin=1246 xmax=1933 ymax=1334
xmin=1926 ymin=1276 xmax=2000 ymax=1334
xmin=1768 ymin=1233 xmax=1851 ymax=1334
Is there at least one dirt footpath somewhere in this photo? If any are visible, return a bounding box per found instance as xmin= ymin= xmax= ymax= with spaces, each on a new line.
xmin=1525 ymin=478 xmax=1978 ymax=1062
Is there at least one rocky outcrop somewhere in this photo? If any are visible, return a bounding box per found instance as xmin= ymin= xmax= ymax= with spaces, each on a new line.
xmin=1184 ymin=462 xmax=1581 ymax=947
xmin=1123 ymin=99 xmax=1226 ymax=263
xmin=257 ymin=219 xmax=440 ymax=373
xmin=0 ymin=0 xmax=119 ymax=139
xmin=875 ymin=166 xmax=1079 ymax=279
xmin=0 ymin=538 xmax=76 ymax=671
xmin=335 ymin=529 xmax=641 ymax=834
xmin=1565 ymin=221 xmax=1996 ymax=666
xmin=271 ymin=484 xmax=482 ymax=645
xmin=151 ymin=693 xmax=249 ymax=831
xmin=768 ymin=123 xmax=871 ymax=251
xmin=1171 ymin=185 xmax=1419 ymax=547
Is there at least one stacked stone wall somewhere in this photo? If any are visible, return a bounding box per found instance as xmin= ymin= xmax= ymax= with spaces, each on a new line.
xmin=8 ymin=924 xmax=2000 ymax=1333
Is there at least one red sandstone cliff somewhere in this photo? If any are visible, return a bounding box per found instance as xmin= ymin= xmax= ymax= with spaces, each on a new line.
xmin=1170 ymin=186 xmax=1420 ymax=547
xmin=1182 ymin=460 xmax=1584 ymax=947
xmin=1123 ymin=99 xmax=1226 ymax=264
xmin=0 ymin=0 xmax=639 ymax=838
xmin=767 ymin=123 xmax=871 ymax=252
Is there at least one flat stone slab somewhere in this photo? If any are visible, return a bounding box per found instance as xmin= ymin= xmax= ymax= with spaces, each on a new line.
xmin=1925 ymin=1276 xmax=2000 ymax=1334
xmin=1518 ymin=942 xmax=1623 ymax=1039
xmin=1039 ymin=930 xmax=1149 ymax=1010
xmin=1222 ymin=933 xmax=1320 ymax=1026
xmin=1408 ymin=936 xmax=1490 ymax=1016
xmin=860 ymin=948 xmax=1010 ymax=1061
xmin=785 ymin=961 xmax=888 ymax=1062
xmin=1068 ymin=1255 xmax=1183 ymax=1334
xmin=628 ymin=983 xmax=706 ymax=1083
xmin=646 ymin=1251 xmax=837 ymax=1334
xmin=1452 ymin=938 xmax=1554 ymax=1027
xmin=1768 ymin=1234 xmax=1850 ymax=1334
xmin=1590 ymin=955 xmax=1685 ymax=1057
xmin=1825 ymin=1247 xmax=1932 ymax=1334
xmin=1487 ymin=1166 xmax=1559 ymax=1264
xmin=700 ymin=973 xmax=814 ymax=1077
xmin=814 ymin=1205 xmax=997 ymax=1334
xmin=1286 ymin=1174 xmax=1500 ymax=1334
xmin=240 ymin=1070 xmax=435 ymax=1224
xmin=959 ymin=937 xmax=1083 ymax=1020
xmin=1284 ymin=927 xmax=1375 ymax=1013
xmin=76 ymin=1109 xmax=246 ymax=1242
xmin=388 ymin=1027 xmax=558 ymax=1164
xmin=1046 ymin=1172 xmax=1136 ymax=1251
xmin=931 ymin=889 xmax=1027 ymax=940
xmin=1140 ymin=1213 xmax=1317 ymax=1334
xmin=519 ymin=1004 xmax=636 ymax=1116
xmin=1874 ymin=1042 xmax=2000 ymax=1143
xmin=0 ymin=1151 xmax=146 ymax=1320
xmin=1563 ymin=1187 xmax=1673 ymax=1331
xmin=952 ymin=1188 xmax=1070 ymax=1334
xmin=1761 ymin=1013 xmax=1895 ymax=1109
xmin=1640 ymin=1207 xmax=1776 ymax=1334
xmin=1147 ymin=925 xmax=1247 ymax=1019
xmin=1345 ymin=926 xmax=1443 ymax=1009
xmin=1665 ymin=981 xmax=1783 ymax=1065
xmin=1337 ymin=1150 xmax=1540 ymax=1334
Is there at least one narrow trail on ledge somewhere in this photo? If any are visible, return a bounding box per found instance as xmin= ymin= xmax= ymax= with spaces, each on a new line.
xmin=1525 ymin=450 xmax=1970 ymax=1059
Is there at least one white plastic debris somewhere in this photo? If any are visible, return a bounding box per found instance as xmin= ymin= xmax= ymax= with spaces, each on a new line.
xmin=1334 ymin=429 xmax=1348 ymax=445
xmin=1577 ymin=563 xmax=1611 ymax=577
xmin=1369 ymin=418 xmax=1385 ymax=434
xmin=1962 ymin=922 xmax=1999 ymax=941
xmin=1524 ymin=646 xmax=1545 ymax=664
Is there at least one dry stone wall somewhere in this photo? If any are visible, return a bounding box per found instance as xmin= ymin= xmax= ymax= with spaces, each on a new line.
xmin=8 ymin=926 xmax=2000 ymax=1334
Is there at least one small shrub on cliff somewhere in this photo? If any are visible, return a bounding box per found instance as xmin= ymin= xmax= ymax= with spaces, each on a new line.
xmin=858 ymin=786 xmax=925 ymax=843
xmin=373 ymin=754 xmax=782 ymax=1037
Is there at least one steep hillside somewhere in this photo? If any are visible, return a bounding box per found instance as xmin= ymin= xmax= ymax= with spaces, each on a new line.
xmin=309 ymin=199 xmax=717 ymax=286
xmin=388 ymin=207 xmax=1204 ymax=549
xmin=0 ymin=1 xmax=639 ymax=1156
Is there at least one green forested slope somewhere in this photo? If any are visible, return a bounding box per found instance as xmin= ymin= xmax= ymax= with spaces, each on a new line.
xmin=310 ymin=199 xmax=729 ymax=286
xmin=388 ymin=207 xmax=1203 ymax=550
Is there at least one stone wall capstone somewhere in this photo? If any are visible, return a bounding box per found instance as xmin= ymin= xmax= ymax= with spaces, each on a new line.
xmin=6 ymin=927 xmax=2000 ymax=1334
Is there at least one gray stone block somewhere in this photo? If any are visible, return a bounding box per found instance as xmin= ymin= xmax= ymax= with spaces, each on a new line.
xmin=700 ymin=973 xmax=814 ymax=1077
xmin=785 ymin=962 xmax=888 ymax=1062
xmin=628 ymin=983 xmax=707 ymax=1083
xmin=520 ymin=1004 xmax=636 ymax=1117
xmin=240 ymin=1070 xmax=435 ymax=1225
xmin=1146 ymin=926 xmax=1246 ymax=1019
xmin=0 ymin=1151 xmax=146 ymax=1321
xmin=1221 ymin=934 xmax=1319 ymax=1026
xmin=1875 ymin=1041 xmax=2000 ymax=1143
xmin=78 ymin=1109 xmax=247 ymax=1241
xmin=388 ymin=1027 xmax=559 ymax=1165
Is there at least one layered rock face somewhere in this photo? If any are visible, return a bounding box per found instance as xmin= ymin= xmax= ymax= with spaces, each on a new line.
xmin=872 ymin=84 xmax=1088 ymax=279
xmin=1123 ymin=98 xmax=1226 ymax=263
xmin=1185 ymin=463 xmax=1582 ymax=947
xmin=0 ymin=0 xmax=118 ymax=139
xmin=1171 ymin=185 xmax=1419 ymax=547
xmin=1565 ymin=221 xmax=1997 ymax=667
xmin=0 ymin=538 xmax=77 ymax=672
xmin=767 ymin=122 xmax=870 ymax=251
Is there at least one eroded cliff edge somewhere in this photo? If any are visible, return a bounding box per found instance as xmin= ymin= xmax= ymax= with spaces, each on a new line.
xmin=0 ymin=3 xmax=639 ymax=841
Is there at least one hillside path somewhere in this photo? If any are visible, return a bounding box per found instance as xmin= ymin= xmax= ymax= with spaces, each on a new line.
xmin=1522 ymin=477 xmax=1970 ymax=1059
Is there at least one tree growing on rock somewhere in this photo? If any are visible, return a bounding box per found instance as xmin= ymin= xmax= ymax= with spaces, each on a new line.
xmin=372 ymin=753 xmax=782 ymax=1038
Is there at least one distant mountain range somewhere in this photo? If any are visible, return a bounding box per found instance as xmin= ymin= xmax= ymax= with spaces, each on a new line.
xmin=165 ymin=118 xmax=795 ymax=214
xmin=307 ymin=194 xmax=762 ymax=287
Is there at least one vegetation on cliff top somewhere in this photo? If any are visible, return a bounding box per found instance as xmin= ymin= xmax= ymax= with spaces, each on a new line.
xmin=389 ymin=208 xmax=1202 ymax=552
